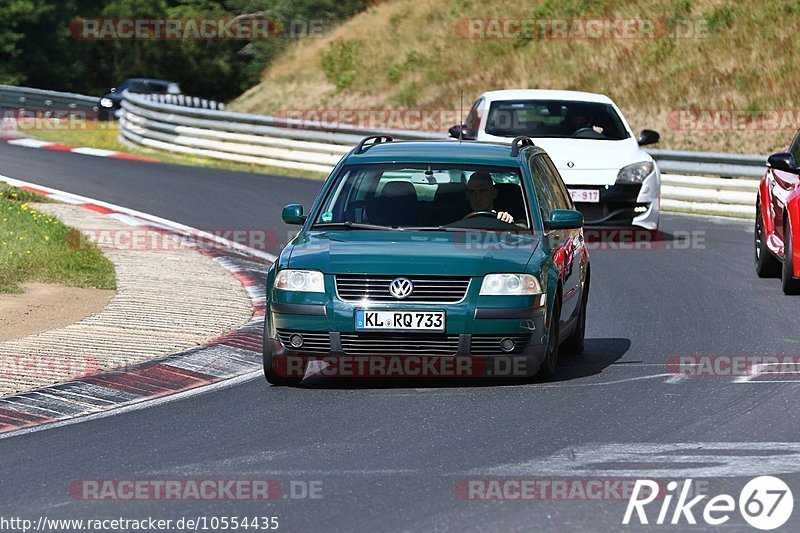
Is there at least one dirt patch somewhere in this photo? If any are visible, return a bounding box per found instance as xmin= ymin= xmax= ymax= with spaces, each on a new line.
xmin=0 ymin=283 xmax=114 ymax=342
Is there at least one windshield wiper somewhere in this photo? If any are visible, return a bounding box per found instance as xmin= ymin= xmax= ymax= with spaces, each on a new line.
xmin=402 ymin=226 xmax=472 ymax=232
xmin=313 ymin=222 xmax=398 ymax=230
xmin=405 ymin=226 xmax=536 ymax=235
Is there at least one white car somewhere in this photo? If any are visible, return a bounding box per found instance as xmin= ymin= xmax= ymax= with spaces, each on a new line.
xmin=450 ymin=90 xmax=661 ymax=229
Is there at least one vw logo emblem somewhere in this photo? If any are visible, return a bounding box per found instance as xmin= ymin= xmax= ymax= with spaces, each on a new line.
xmin=389 ymin=277 xmax=413 ymax=299
xmin=567 ymin=161 xmax=575 ymax=168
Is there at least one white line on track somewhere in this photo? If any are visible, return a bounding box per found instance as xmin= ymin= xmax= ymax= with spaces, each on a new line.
xmin=364 ymin=373 xmax=679 ymax=394
xmin=539 ymin=373 xmax=675 ymax=387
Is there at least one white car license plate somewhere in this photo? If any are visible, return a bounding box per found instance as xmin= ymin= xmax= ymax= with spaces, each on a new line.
xmin=356 ymin=310 xmax=445 ymax=332
xmin=569 ymin=189 xmax=600 ymax=203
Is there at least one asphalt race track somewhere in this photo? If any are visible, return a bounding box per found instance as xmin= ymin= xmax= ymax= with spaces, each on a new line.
xmin=2 ymin=143 xmax=800 ymax=531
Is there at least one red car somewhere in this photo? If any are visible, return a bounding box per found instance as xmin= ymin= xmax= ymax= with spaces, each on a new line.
xmin=755 ymin=144 xmax=800 ymax=294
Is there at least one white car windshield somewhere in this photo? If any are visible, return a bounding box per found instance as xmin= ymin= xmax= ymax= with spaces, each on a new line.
xmin=485 ymin=99 xmax=629 ymax=141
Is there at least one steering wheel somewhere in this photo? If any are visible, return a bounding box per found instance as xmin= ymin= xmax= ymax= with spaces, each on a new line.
xmin=465 ymin=210 xmax=500 ymax=219
xmin=571 ymin=127 xmax=596 ymax=137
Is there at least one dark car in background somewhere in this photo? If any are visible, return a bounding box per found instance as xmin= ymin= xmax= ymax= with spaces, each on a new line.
xmin=98 ymin=78 xmax=181 ymax=120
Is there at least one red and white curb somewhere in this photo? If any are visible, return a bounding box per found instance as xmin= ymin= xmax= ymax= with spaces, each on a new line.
xmin=0 ymin=174 xmax=273 ymax=437
xmin=4 ymin=137 xmax=155 ymax=162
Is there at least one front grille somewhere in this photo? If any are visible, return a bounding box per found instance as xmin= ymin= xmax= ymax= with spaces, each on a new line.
xmin=335 ymin=275 xmax=470 ymax=303
xmin=340 ymin=333 xmax=459 ymax=355
xmin=276 ymin=329 xmax=331 ymax=354
xmin=470 ymin=334 xmax=532 ymax=355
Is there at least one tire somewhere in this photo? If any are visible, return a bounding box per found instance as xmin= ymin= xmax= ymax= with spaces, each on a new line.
xmin=536 ymin=298 xmax=561 ymax=380
xmin=782 ymin=217 xmax=800 ymax=295
xmin=755 ymin=205 xmax=780 ymax=278
xmin=561 ymin=280 xmax=588 ymax=356
xmin=262 ymin=322 xmax=303 ymax=386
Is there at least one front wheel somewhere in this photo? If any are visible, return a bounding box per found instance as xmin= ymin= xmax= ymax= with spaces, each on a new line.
xmin=755 ymin=204 xmax=780 ymax=278
xmin=536 ymin=299 xmax=561 ymax=380
xmin=782 ymin=217 xmax=800 ymax=295
xmin=561 ymin=282 xmax=588 ymax=355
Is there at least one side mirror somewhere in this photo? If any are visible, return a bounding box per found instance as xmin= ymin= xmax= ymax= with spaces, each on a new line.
xmin=282 ymin=204 xmax=306 ymax=225
xmin=449 ymin=124 xmax=476 ymax=140
xmin=545 ymin=209 xmax=583 ymax=230
xmin=767 ymin=152 xmax=800 ymax=174
xmin=637 ymin=129 xmax=660 ymax=146
xmin=449 ymin=124 xmax=464 ymax=139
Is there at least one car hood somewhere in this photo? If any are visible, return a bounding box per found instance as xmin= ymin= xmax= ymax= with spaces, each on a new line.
xmin=480 ymin=134 xmax=651 ymax=185
xmin=531 ymin=138 xmax=646 ymax=169
xmin=287 ymin=230 xmax=539 ymax=276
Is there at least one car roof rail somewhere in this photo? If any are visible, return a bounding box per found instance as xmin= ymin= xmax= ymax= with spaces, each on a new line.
xmin=354 ymin=135 xmax=394 ymax=154
xmin=510 ymin=136 xmax=535 ymax=157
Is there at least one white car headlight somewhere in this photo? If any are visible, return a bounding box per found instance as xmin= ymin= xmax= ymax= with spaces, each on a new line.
xmin=616 ymin=161 xmax=654 ymax=184
xmin=480 ymin=274 xmax=542 ymax=295
xmin=99 ymin=97 xmax=114 ymax=108
xmin=275 ymin=269 xmax=325 ymax=293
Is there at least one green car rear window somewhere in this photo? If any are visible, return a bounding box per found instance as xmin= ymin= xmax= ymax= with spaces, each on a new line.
xmin=314 ymin=164 xmax=533 ymax=230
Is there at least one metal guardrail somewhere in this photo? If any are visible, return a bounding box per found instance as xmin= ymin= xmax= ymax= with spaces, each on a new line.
xmin=0 ymin=84 xmax=99 ymax=113
xmin=646 ymin=149 xmax=766 ymax=179
xmin=146 ymin=93 xmax=226 ymax=111
xmin=118 ymin=92 xmax=763 ymax=217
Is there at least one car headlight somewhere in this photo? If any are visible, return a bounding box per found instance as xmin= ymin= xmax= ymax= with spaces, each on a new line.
xmin=480 ymin=274 xmax=542 ymax=295
xmin=99 ymin=98 xmax=114 ymax=108
xmin=274 ymin=269 xmax=325 ymax=293
xmin=616 ymin=161 xmax=654 ymax=184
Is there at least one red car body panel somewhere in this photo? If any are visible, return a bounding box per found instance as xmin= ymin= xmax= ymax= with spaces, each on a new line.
xmin=787 ymin=192 xmax=800 ymax=277
xmin=759 ymin=160 xmax=800 ymax=277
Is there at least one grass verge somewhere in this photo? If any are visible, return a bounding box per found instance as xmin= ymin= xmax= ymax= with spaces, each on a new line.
xmin=0 ymin=184 xmax=116 ymax=293
xmin=24 ymin=123 xmax=327 ymax=181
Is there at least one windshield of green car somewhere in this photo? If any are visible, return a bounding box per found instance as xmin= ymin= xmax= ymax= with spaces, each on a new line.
xmin=312 ymin=164 xmax=533 ymax=231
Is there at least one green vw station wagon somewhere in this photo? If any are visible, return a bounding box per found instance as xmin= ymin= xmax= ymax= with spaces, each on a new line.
xmin=264 ymin=136 xmax=590 ymax=385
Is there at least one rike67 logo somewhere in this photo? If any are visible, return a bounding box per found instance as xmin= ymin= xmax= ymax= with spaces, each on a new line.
xmin=623 ymin=476 xmax=793 ymax=530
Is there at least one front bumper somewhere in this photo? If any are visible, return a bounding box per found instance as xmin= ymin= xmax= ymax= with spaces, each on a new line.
xmin=266 ymin=335 xmax=548 ymax=379
xmin=266 ymin=282 xmax=549 ymax=377
xmin=568 ymin=172 xmax=660 ymax=230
